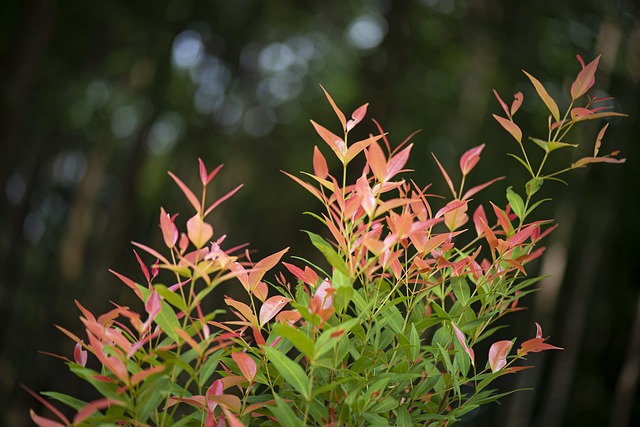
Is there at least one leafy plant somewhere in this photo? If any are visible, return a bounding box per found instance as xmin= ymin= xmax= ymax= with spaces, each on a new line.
xmin=28 ymin=55 xmax=625 ymax=426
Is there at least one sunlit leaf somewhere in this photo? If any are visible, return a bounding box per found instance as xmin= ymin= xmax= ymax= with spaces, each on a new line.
xmin=320 ymin=85 xmax=347 ymax=131
xmin=523 ymin=70 xmax=560 ymax=122
xmin=259 ymin=295 xmax=291 ymax=326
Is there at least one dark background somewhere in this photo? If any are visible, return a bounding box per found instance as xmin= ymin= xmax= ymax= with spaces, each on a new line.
xmin=1 ymin=0 xmax=639 ymax=426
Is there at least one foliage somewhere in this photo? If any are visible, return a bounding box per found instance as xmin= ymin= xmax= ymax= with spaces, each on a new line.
xmin=27 ymin=55 xmax=625 ymax=426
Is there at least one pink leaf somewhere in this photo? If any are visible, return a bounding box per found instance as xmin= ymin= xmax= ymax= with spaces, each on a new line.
xmin=459 ymin=143 xmax=485 ymax=176
xmin=30 ymin=411 xmax=67 ymax=427
xmin=462 ymin=176 xmax=505 ymax=200
xmin=452 ymin=323 xmax=475 ymax=367
xmin=571 ymin=54 xmax=600 ymax=100
xmin=145 ymin=290 xmax=162 ymax=324
xmin=510 ymin=92 xmax=524 ymax=117
xmin=493 ymin=89 xmax=510 ymax=117
xmin=109 ymin=269 xmax=144 ymax=301
xmin=313 ymin=146 xmax=329 ymax=179
xmin=313 ymin=279 xmax=334 ymax=310
xmin=489 ymin=340 xmax=513 ymax=373
xmin=356 ymin=174 xmax=376 ymax=217
xmin=493 ymin=114 xmax=523 ymax=144
xmin=259 ymin=295 xmax=291 ymax=326
xmin=232 ymin=352 xmax=257 ymax=381
xmin=206 ymin=379 xmax=224 ymax=412
xmin=386 ymin=143 xmax=413 ymax=181
xmin=473 ymin=205 xmax=488 ymax=238
xmin=186 ymin=214 xmax=214 ymax=249
xmin=346 ymin=103 xmax=368 ymax=131
xmin=203 ymin=184 xmax=244 ymax=217
xmin=168 ymin=171 xmax=201 ymax=213
xmin=74 ymin=342 xmax=87 ymax=367
xmin=133 ymin=249 xmax=150 ymax=283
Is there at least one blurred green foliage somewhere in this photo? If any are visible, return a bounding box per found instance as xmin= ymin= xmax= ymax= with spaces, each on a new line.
xmin=1 ymin=1 xmax=638 ymax=426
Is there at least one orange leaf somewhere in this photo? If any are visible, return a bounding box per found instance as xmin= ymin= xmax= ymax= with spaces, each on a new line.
xmin=431 ymin=153 xmax=456 ymax=198
xmin=312 ymin=146 xmax=329 ymax=179
xmin=493 ymin=114 xmax=522 ymax=144
xmin=310 ymin=120 xmax=346 ymax=163
xmin=186 ymin=214 xmax=213 ymax=249
xmin=523 ymin=70 xmax=560 ymax=122
xmin=320 ymin=85 xmax=347 ymax=131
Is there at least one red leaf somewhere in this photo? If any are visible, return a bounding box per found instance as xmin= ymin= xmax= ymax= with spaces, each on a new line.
xmin=74 ymin=398 xmax=123 ymax=424
xmin=109 ymin=269 xmax=143 ymax=301
xmin=459 ymin=143 xmax=485 ymax=176
xmin=259 ymin=295 xmax=291 ymax=326
xmin=130 ymin=365 xmax=165 ymax=387
xmin=571 ymin=54 xmax=600 ymax=100
xmin=462 ymin=176 xmax=505 ymax=201
xmin=23 ymin=385 xmax=70 ymax=426
xmin=489 ymin=340 xmax=513 ymax=373
xmin=232 ymin=352 xmax=257 ymax=381
xmin=517 ymin=323 xmax=563 ymax=356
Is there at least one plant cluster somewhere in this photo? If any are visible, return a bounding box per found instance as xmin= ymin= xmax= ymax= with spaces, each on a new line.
xmin=28 ymin=55 xmax=625 ymax=426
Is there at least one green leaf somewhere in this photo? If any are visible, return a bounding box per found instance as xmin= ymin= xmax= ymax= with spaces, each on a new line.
xmin=431 ymin=302 xmax=450 ymax=320
xmin=40 ymin=391 xmax=86 ymax=411
xmin=548 ymin=140 xmax=579 ymax=151
xmin=396 ymin=406 xmax=412 ymax=425
xmin=524 ymin=198 xmax=551 ymax=218
xmin=273 ymin=322 xmax=315 ymax=360
xmin=525 ymin=177 xmax=543 ymax=197
xmin=506 ymin=187 xmax=525 ymax=220
xmin=451 ymin=277 xmax=470 ymax=306
xmin=154 ymin=284 xmax=187 ymax=312
xmin=409 ymin=323 xmax=420 ymax=361
xmin=304 ymin=231 xmax=350 ymax=276
xmin=264 ymin=346 xmax=311 ymax=401
xmin=138 ymin=285 xmax=182 ymax=343
xmin=270 ymin=393 xmax=303 ymax=426
xmin=530 ymin=137 xmax=549 ymax=153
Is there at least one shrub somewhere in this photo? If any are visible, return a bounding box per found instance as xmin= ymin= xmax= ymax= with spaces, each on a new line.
xmin=27 ymin=55 xmax=625 ymax=426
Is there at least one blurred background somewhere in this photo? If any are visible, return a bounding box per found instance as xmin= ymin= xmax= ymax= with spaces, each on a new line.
xmin=1 ymin=0 xmax=639 ymax=426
